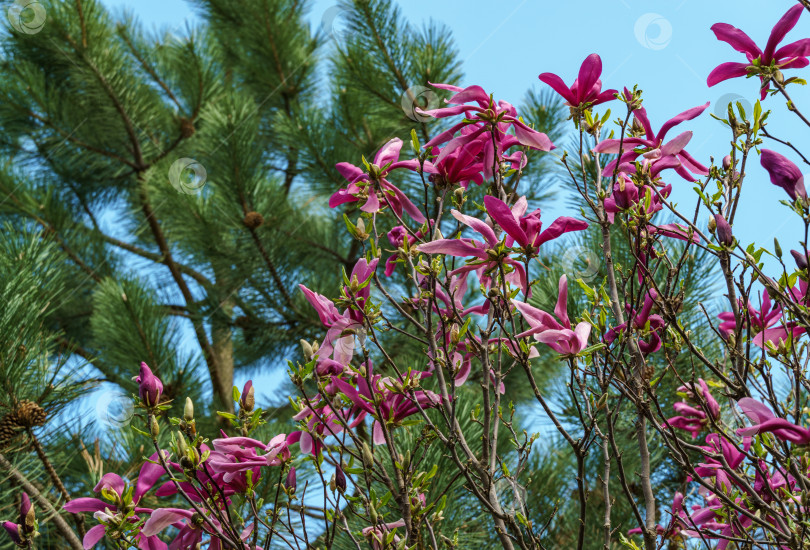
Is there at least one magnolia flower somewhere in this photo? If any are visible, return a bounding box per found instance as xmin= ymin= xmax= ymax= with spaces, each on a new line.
xmin=760 ymin=148 xmax=807 ymax=201
xmin=418 ymin=82 xmax=554 ymax=159
xmin=416 ymin=209 xmax=529 ymax=295
xmin=362 ymin=519 xmax=406 ymax=550
xmin=604 ymin=290 xmax=666 ymax=355
xmin=1 ymin=521 xmax=22 ymax=546
xmin=135 ymin=362 xmax=163 ymax=407
xmin=593 ymin=103 xmax=710 ymax=181
xmin=737 ymin=397 xmax=810 ymax=444
xmin=666 ymin=379 xmax=720 ymax=438
xmin=512 ymin=275 xmax=592 ymax=356
xmin=63 ymin=465 xmax=166 ymax=549
xmin=330 ymin=138 xmax=430 ymax=223
xmin=332 ymin=367 xmax=443 ymax=445
xmin=483 ymin=195 xmax=588 ymax=253
xmin=708 ymin=4 xmax=810 ymax=99
xmin=538 ymin=53 xmax=617 ymax=108
xmin=628 ymin=492 xmax=687 ymax=539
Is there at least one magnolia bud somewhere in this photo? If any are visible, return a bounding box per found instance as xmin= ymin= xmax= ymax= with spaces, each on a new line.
xmin=300 ymin=339 xmax=314 ymax=361
xmin=285 ymin=466 xmax=297 ymax=493
xmin=362 ymin=441 xmax=374 ymax=467
xmin=707 ymin=216 xmax=717 ymax=233
xmin=150 ymin=415 xmax=160 ymax=437
xmin=19 ymin=493 xmax=34 ymax=534
xmin=722 ymin=155 xmax=732 ymax=170
xmin=240 ymin=381 xmax=255 ymax=412
xmin=714 ymin=214 xmax=733 ymax=247
xmin=135 ymin=363 xmax=163 ymax=407
xmin=177 ymin=432 xmax=188 ymax=455
xmin=334 ymin=466 xmax=347 ymax=493
xmin=184 ymin=397 xmax=194 ymax=422
xmin=792 ymin=249 xmax=809 ymax=271
xmin=2 ymin=522 xmax=22 ymax=545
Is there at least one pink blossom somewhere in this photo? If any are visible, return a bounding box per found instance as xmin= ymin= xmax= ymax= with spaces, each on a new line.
xmin=330 ymin=138 xmax=430 ymax=223
xmin=512 ymin=275 xmax=592 ymax=356
xmin=708 ymin=4 xmax=810 ymax=99
xmin=538 ymin=53 xmax=617 ymax=108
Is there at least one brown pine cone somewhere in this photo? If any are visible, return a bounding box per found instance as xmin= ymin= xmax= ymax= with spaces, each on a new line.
xmin=14 ymin=400 xmax=46 ymax=428
xmin=0 ymin=412 xmax=21 ymax=447
xmin=243 ymin=211 xmax=264 ymax=229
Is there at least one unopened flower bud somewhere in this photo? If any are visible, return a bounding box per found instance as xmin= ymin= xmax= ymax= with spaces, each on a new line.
xmin=300 ymin=340 xmax=314 ymax=361
xmin=240 ymin=381 xmax=255 ymax=412
xmin=362 ymin=441 xmax=374 ymax=467
xmin=3 ymin=522 xmax=22 ymax=545
xmin=184 ymin=397 xmax=194 ymax=422
xmin=791 ymin=249 xmax=808 ymax=271
xmin=150 ymin=415 xmax=160 ymax=437
xmin=19 ymin=493 xmax=34 ymax=534
xmin=714 ymin=214 xmax=733 ymax=247
xmin=707 ymin=216 xmax=717 ymax=233
xmin=722 ymin=155 xmax=732 ymax=170
xmin=285 ymin=466 xmax=297 ymax=493
xmin=135 ymin=363 xmax=163 ymax=407
xmin=334 ymin=466 xmax=347 ymax=493
xmin=774 ymin=69 xmax=785 ymax=84
xmin=177 ymin=432 xmax=188 ymax=455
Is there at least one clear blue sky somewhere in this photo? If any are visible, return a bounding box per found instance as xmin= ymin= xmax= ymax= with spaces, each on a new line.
xmin=89 ymin=0 xmax=810 ymax=423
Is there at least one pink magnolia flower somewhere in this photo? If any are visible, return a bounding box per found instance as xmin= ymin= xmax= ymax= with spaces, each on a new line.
xmin=483 ymin=195 xmax=588 ymax=254
xmin=708 ymin=4 xmax=810 ymax=99
xmin=760 ymin=148 xmax=807 ymax=201
xmin=384 ymin=225 xmax=426 ymax=276
xmin=330 ymin=138 xmax=430 ymax=223
xmin=737 ymin=397 xmax=810 ymax=444
xmin=63 ymin=464 xmax=166 ymax=550
xmin=418 ymin=82 xmax=554 ymax=163
xmin=666 ymin=379 xmax=720 ymax=438
xmin=2 ymin=521 xmax=22 ymax=545
xmin=142 ymin=508 xmax=236 ymax=550
xmin=603 ymin=290 xmax=666 ymax=355
xmin=593 ymin=103 xmax=710 ymax=181
xmin=512 ymin=275 xmax=592 ymax=356
xmin=416 ymin=209 xmax=529 ymax=295
xmin=332 ymin=367 xmax=443 ymax=445
xmin=135 ymin=362 xmax=163 ymax=407
xmin=362 ymin=519 xmax=406 ymax=550
xmin=538 ymin=53 xmax=617 ymax=108
xmin=718 ymin=292 xmax=801 ymax=348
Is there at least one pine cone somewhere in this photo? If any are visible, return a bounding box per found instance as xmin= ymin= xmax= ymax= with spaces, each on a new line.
xmin=179 ymin=117 xmax=196 ymax=138
xmin=0 ymin=412 xmax=21 ymax=447
xmin=243 ymin=211 xmax=264 ymax=229
xmin=14 ymin=400 xmax=46 ymax=428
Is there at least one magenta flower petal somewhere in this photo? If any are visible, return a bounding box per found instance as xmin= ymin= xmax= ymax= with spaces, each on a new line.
xmin=512 ymin=120 xmax=554 ymax=151
xmin=657 ymin=103 xmax=710 ymax=142
xmin=93 ymin=473 xmax=125 ymax=497
xmin=554 ymin=275 xmax=569 ymax=327
xmin=775 ymin=38 xmax=810 ymax=61
xmin=764 ymin=4 xmax=804 ymax=62
xmin=707 ymin=62 xmax=750 ymax=86
xmin=538 ymin=72 xmax=576 ymax=105
xmin=373 ymin=138 xmax=402 ymax=167
xmin=659 ymin=131 xmax=693 ymax=157
xmin=710 ymin=22 xmax=761 ymax=57
xmin=533 ymin=216 xmax=588 ymax=247
xmin=63 ymin=498 xmax=110 ymax=514
xmin=142 ymin=508 xmax=193 ymax=537
xmin=483 ymin=196 xmax=528 ymax=247
xmin=335 ymin=162 xmax=364 ymax=183
xmin=417 ymin=239 xmax=488 ymax=259
xmin=577 ymin=54 xmax=602 ymax=102
xmin=451 ymin=209 xmax=498 ymax=247
xmin=83 ymin=524 xmax=107 ymax=550
xmin=447 ymin=84 xmax=490 ymax=106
